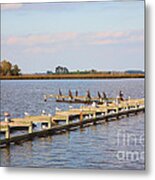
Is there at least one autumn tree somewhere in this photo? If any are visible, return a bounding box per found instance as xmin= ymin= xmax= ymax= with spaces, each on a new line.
xmin=0 ymin=60 xmax=21 ymax=76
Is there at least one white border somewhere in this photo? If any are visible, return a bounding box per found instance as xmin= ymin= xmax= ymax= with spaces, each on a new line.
xmin=0 ymin=0 xmax=154 ymax=179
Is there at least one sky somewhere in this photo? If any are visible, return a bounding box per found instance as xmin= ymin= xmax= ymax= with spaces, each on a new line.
xmin=1 ymin=1 xmax=144 ymax=73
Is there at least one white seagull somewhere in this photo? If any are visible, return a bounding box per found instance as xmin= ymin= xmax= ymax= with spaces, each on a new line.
xmin=24 ymin=112 xmax=30 ymax=116
xmin=92 ymin=102 xmax=96 ymax=108
xmin=41 ymin=110 xmax=46 ymax=116
xmin=69 ymin=105 xmax=73 ymax=109
xmin=55 ymin=107 xmax=61 ymax=112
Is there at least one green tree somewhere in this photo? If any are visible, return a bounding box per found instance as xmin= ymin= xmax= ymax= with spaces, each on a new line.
xmin=11 ymin=64 xmax=21 ymax=75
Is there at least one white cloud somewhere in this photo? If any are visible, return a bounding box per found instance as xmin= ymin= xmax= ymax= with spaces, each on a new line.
xmin=24 ymin=47 xmax=59 ymax=54
xmin=5 ymin=32 xmax=77 ymax=46
xmin=5 ymin=30 xmax=143 ymax=47
xmin=2 ymin=30 xmax=144 ymax=56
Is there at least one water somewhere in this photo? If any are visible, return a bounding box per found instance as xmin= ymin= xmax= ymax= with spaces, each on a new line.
xmin=0 ymin=79 xmax=145 ymax=169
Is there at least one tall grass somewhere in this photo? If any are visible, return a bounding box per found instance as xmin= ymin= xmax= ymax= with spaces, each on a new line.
xmin=0 ymin=73 xmax=145 ymax=80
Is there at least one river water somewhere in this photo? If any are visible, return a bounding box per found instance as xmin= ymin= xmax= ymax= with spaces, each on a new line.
xmin=0 ymin=79 xmax=145 ymax=169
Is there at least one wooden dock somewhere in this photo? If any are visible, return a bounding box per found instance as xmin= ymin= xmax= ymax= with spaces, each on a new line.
xmin=43 ymin=93 xmax=129 ymax=104
xmin=0 ymin=98 xmax=144 ymax=147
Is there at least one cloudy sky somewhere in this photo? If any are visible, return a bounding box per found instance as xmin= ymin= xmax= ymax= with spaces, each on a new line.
xmin=1 ymin=1 xmax=144 ymax=73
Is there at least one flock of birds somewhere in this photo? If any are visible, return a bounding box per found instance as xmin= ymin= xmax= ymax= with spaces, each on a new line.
xmin=23 ymin=100 xmax=117 ymax=121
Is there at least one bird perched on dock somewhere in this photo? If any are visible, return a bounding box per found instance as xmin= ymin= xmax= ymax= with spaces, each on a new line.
xmin=92 ymin=102 xmax=98 ymax=108
xmin=86 ymin=90 xmax=91 ymax=99
xmin=24 ymin=112 xmax=30 ymax=116
xmin=41 ymin=110 xmax=46 ymax=116
xmin=55 ymin=107 xmax=61 ymax=112
xmin=119 ymin=90 xmax=124 ymax=101
xmin=98 ymin=91 xmax=101 ymax=99
xmin=69 ymin=105 xmax=73 ymax=109
xmin=103 ymin=92 xmax=107 ymax=99
xmin=75 ymin=90 xmax=78 ymax=97
xmin=85 ymin=116 xmax=89 ymax=119
xmin=88 ymin=114 xmax=92 ymax=119
xmin=43 ymin=95 xmax=47 ymax=102
xmin=92 ymin=102 xmax=96 ymax=107
xmin=68 ymin=89 xmax=73 ymax=99
xmin=59 ymin=89 xmax=62 ymax=96
xmin=4 ymin=112 xmax=11 ymax=122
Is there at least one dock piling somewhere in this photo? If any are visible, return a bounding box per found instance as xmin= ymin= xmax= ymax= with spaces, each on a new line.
xmin=28 ymin=121 xmax=33 ymax=134
xmin=116 ymin=107 xmax=119 ymax=119
xmin=93 ymin=112 xmax=97 ymax=125
xmin=66 ymin=116 xmax=69 ymax=125
xmin=80 ymin=111 xmax=83 ymax=127
xmin=48 ymin=117 xmax=52 ymax=129
xmin=5 ymin=125 xmax=10 ymax=139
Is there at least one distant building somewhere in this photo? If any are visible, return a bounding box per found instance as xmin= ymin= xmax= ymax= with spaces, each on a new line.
xmin=55 ymin=66 xmax=69 ymax=74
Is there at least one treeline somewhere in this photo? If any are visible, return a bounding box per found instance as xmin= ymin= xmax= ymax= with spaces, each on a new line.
xmin=0 ymin=60 xmax=21 ymax=76
xmin=46 ymin=66 xmax=144 ymax=75
xmin=47 ymin=66 xmax=111 ymax=75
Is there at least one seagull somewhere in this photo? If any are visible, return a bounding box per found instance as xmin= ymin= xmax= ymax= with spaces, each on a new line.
xmin=44 ymin=95 xmax=47 ymax=102
xmin=111 ymin=110 xmax=115 ymax=114
xmin=42 ymin=124 xmax=47 ymax=129
xmin=89 ymin=114 xmax=92 ymax=119
xmin=41 ymin=110 xmax=46 ymax=116
xmin=92 ymin=102 xmax=96 ymax=108
xmin=55 ymin=107 xmax=61 ymax=112
xmin=24 ymin=112 xmax=30 ymax=116
xmin=69 ymin=105 xmax=73 ymax=109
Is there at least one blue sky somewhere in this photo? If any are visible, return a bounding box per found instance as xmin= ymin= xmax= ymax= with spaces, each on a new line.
xmin=1 ymin=1 xmax=144 ymax=73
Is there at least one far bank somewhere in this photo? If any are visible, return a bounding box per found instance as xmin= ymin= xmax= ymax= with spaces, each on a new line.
xmin=0 ymin=73 xmax=145 ymax=80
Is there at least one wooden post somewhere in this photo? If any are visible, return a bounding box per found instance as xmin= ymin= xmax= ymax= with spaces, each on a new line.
xmin=5 ymin=125 xmax=10 ymax=139
xmin=28 ymin=121 xmax=33 ymax=134
xmin=136 ymin=102 xmax=139 ymax=109
xmin=114 ymin=107 xmax=119 ymax=119
xmin=93 ymin=112 xmax=96 ymax=125
xmin=135 ymin=102 xmax=138 ymax=114
xmin=115 ymin=107 xmax=119 ymax=113
xmin=104 ymin=110 xmax=108 ymax=122
xmin=80 ymin=111 xmax=83 ymax=127
xmin=48 ymin=117 xmax=52 ymax=129
xmin=104 ymin=109 xmax=108 ymax=115
xmin=126 ymin=104 xmax=129 ymax=117
xmin=135 ymin=106 xmax=138 ymax=115
xmin=66 ymin=116 xmax=69 ymax=125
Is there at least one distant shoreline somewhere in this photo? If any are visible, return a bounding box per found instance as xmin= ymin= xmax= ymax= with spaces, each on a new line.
xmin=0 ymin=73 xmax=145 ymax=80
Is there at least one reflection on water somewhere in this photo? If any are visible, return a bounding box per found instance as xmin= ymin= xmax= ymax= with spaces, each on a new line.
xmin=0 ymin=79 xmax=145 ymax=169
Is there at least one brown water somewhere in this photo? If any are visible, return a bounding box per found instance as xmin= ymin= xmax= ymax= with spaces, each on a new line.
xmin=0 ymin=79 xmax=145 ymax=169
